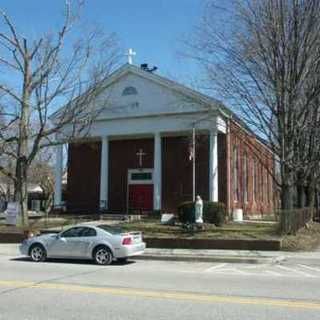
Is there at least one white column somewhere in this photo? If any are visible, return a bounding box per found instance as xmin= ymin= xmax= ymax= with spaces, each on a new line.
xmin=54 ymin=144 xmax=63 ymax=208
xmin=153 ymin=132 xmax=162 ymax=211
xmin=99 ymin=136 xmax=109 ymax=210
xmin=209 ymin=130 xmax=218 ymax=202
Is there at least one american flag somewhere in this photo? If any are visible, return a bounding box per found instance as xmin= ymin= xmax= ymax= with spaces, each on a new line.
xmin=188 ymin=144 xmax=194 ymax=161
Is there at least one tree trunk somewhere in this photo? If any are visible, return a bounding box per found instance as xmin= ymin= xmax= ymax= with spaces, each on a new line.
xmin=14 ymin=159 xmax=29 ymax=227
xmin=15 ymin=45 xmax=31 ymax=227
xmin=306 ymin=186 xmax=314 ymax=207
xmin=281 ymin=183 xmax=294 ymax=210
xmin=315 ymin=188 xmax=320 ymax=221
xmin=279 ymin=162 xmax=295 ymax=234
xmin=296 ymin=184 xmax=306 ymax=208
xmin=280 ymin=161 xmax=294 ymax=210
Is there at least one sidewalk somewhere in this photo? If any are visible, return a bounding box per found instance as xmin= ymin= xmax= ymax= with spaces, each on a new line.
xmin=1 ymin=243 xmax=320 ymax=265
xmin=140 ymin=248 xmax=320 ymax=265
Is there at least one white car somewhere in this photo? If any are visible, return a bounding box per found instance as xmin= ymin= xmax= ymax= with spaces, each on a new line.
xmin=19 ymin=224 xmax=146 ymax=265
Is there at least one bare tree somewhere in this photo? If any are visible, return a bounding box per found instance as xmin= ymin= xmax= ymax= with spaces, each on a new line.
xmin=185 ymin=0 xmax=320 ymax=211
xmin=27 ymin=148 xmax=55 ymax=213
xmin=0 ymin=1 xmax=120 ymax=226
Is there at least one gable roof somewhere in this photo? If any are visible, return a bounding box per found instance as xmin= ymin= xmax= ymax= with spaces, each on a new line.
xmin=50 ymin=63 xmax=231 ymax=121
xmin=50 ymin=63 xmax=271 ymax=151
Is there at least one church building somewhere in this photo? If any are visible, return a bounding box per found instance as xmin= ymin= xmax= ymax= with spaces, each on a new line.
xmin=52 ymin=62 xmax=275 ymax=218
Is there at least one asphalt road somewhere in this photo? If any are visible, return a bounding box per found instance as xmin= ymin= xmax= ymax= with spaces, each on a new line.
xmin=0 ymin=256 xmax=320 ymax=320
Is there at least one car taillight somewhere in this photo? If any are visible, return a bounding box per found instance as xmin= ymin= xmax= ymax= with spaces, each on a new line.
xmin=122 ymin=237 xmax=133 ymax=245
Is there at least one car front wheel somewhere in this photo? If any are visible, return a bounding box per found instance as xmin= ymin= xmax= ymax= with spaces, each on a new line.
xmin=93 ymin=246 xmax=113 ymax=265
xmin=29 ymin=244 xmax=46 ymax=262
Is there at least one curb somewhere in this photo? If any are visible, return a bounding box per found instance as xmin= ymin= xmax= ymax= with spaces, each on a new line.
xmin=133 ymin=254 xmax=286 ymax=264
xmin=0 ymin=246 xmax=286 ymax=264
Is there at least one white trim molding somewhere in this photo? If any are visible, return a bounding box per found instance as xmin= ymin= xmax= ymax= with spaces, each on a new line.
xmin=99 ymin=136 xmax=109 ymax=210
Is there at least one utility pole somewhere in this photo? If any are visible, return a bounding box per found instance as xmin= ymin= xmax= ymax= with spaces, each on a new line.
xmin=192 ymin=126 xmax=196 ymax=202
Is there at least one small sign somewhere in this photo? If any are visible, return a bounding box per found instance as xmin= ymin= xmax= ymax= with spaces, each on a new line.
xmin=5 ymin=202 xmax=20 ymax=225
xmin=161 ymin=213 xmax=175 ymax=226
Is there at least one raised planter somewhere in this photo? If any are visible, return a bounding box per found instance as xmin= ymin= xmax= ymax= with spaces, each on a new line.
xmin=0 ymin=232 xmax=25 ymax=243
xmin=144 ymin=237 xmax=282 ymax=251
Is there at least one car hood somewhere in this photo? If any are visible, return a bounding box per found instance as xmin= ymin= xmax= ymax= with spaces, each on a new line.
xmin=32 ymin=233 xmax=58 ymax=241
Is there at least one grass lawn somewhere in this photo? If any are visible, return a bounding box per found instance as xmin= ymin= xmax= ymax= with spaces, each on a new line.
xmin=281 ymin=222 xmax=320 ymax=251
xmin=0 ymin=217 xmax=71 ymax=233
xmin=120 ymin=219 xmax=280 ymax=240
xmin=1 ymin=215 xmax=319 ymax=251
xmin=120 ymin=219 xmax=320 ymax=251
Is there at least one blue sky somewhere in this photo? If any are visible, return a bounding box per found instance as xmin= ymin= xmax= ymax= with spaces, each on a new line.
xmin=1 ymin=0 xmax=207 ymax=86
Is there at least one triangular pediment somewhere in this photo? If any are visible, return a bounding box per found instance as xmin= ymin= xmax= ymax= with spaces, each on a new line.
xmin=51 ymin=64 xmax=225 ymax=122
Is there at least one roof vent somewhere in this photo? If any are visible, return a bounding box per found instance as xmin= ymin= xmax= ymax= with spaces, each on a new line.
xmin=140 ymin=63 xmax=158 ymax=73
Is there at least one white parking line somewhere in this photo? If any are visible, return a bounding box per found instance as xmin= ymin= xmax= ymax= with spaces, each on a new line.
xmin=298 ymin=264 xmax=320 ymax=273
xmin=277 ymin=265 xmax=316 ymax=278
xmin=265 ymin=270 xmax=282 ymax=277
xmin=204 ymin=263 xmax=227 ymax=272
xmin=189 ymin=262 xmax=320 ymax=278
xmin=205 ymin=264 xmax=252 ymax=275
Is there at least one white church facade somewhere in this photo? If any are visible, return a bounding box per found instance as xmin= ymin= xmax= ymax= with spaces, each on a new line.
xmin=52 ymin=63 xmax=275 ymax=217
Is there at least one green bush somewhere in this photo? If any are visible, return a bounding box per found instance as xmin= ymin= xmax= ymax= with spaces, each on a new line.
xmin=149 ymin=210 xmax=161 ymax=218
xmin=177 ymin=201 xmax=226 ymax=226
xmin=177 ymin=201 xmax=195 ymax=223
xmin=203 ymin=201 xmax=226 ymax=226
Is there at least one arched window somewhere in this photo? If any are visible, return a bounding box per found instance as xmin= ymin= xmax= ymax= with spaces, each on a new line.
xmin=122 ymin=86 xmax=138 ymax=96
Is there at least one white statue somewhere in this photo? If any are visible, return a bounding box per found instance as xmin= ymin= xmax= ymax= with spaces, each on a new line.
xmin=195 ymin=195 xmax=203 ymax=224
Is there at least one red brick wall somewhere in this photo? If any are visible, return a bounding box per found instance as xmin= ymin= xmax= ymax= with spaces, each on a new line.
xmin=218 ymin=133 xmax=228 ymax=206
xmin=108 ymin=138 xmax=154 ymax=212
xmin=66 ymin=128 xmax=272 ymax=216
xmin=228 ymin=122 xmax=275 ymax=216
xmin=67 ymin=141 xmax=101 ymax=212
xmin=162 ymin=135 xmax=209 ymax=212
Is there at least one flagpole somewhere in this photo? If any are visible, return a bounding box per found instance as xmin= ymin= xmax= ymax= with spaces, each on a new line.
xmin=192 ymin=126 xmax=196 ymax=202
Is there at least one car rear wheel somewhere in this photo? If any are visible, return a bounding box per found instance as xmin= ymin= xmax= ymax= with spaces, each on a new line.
xmin=93 ymin=246 xmax=113 ymax=265
xmin=29 ymin=244 xmax=46 ymax=262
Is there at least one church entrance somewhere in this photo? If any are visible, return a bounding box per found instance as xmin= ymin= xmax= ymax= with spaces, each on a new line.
xmin=127 ymin=169 xmax=153 ymax=213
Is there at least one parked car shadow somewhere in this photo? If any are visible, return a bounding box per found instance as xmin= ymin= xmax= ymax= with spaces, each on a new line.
xmin=10 ymin=257 xmax=135 ymax=266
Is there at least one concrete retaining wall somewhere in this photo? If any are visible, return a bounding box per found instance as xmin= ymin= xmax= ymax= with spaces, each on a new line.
xmin=145 ymin=238 xmax=281 ymax=251
xmin=0 ymin=233 xmax=25 ymax=243
xmin=0 ymin=232 xmax=281 ymax=251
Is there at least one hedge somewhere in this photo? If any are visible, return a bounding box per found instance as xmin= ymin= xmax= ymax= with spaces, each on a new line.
xmin=177 ymin=201 xmax=226 ymax=226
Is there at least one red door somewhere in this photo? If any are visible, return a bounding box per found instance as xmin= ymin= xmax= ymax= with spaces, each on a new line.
xmin=128 ymin=184 xmax=153 ymax=211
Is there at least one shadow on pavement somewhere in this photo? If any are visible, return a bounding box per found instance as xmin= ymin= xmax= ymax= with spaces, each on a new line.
xmin=10 ymin=257 xmax=136 ymax=266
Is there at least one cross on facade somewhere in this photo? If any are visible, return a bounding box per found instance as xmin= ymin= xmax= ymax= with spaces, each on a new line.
xmin=136 ymin=148 xmax=146 ymax=167
xmin=126 ymin=48 xmax=136 ymax=65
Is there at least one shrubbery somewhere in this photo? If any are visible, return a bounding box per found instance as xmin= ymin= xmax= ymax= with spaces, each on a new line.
xmin=203 ymin=202 xmax=226 ymax=226
xmin=177 ymin=201 xmax=194 ymax=224
xmin=177 ymin=201 xmax=226 ymax=226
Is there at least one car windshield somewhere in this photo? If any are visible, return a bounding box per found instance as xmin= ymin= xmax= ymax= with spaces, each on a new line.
xmin=97 ymin=225 xmax=123 ymax=235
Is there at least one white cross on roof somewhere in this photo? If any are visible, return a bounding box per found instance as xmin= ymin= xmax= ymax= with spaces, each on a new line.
xmin=126 ymin=48 xmax=136 ymax=65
